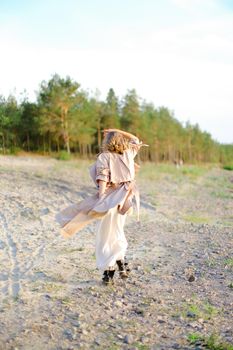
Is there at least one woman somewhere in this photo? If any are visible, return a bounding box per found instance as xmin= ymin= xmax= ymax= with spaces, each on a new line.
xmin=56 ymin=129 xmax=147 ymax=284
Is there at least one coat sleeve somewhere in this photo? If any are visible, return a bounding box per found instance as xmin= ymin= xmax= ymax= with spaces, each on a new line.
xmin=95 ymin=153 xmax=110 ymax=183
xmin=128 ymin=137 xmax=141 ymax=159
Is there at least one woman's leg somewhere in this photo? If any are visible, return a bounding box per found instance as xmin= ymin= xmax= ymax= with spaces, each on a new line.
xmin=95 ymin=206 xmax=127 ymax=271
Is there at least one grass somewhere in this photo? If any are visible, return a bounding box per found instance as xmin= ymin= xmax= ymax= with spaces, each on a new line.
xmin=188 ymin=332 xmax=202 ymax=343
xmin=52 ymin=157 xmax=92 ymax=175
xmin=221 ymin=216 xmax=233 ymax=227
xmin=63 ymin=247 xmax=85 ymax=253
xmin=60 ymin=296 xmax=72 ymax=305
xmin=205 ymin=258 xmax=217 ymax=267
xmin=203 ymin=303 xmax=219 ymax=318
xmin=38 ymin=282 xmax=63 ymax=293
xmin=183 ymin=215 xmax=211 ymax=224
xmin=12 ymin=295 xmax=20 ymax=303
xmin=132 ymin=344 xmax=150 ymax=350
xmin=211 ymin=191 xmax=233 ymax=200
xmin=224 ymin=258 xmax=233 ymax=268
xmin=181 ymin=165 xmax=208 ymax=177
xmin=143 ymin=264 xmax=154 ymax=273
xmin=183 ymin=300 xmax=219 ymax=320
xmin=107 ymin=346 xmax=121 ymax=350
xmin=138 ymin=163 xmax=209 ymax=181
xmin=206 ymin=174 xmax=233 ymax=199
xmin=45 ymin=283 xmax=63 ymax=293
xmin=187 ymin=333 xmax=233 ymax=350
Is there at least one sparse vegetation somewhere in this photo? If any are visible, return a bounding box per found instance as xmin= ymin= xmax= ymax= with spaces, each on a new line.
xmin=211 ymin=191 xmax=232 ymax=200
xmin=188 ymin=333 xmax=233 ymax=350
xmin=223 ymin=164 xmax=233 ymax=171
xmin=183 ymin=215 xmax=211 ymax=224
xmin=183 ymin=300 xmax=219 ymax=320
xmin=205 ymin=258 xmax=217 ymax=267
xmin=57 ymin=150 xmax=72 ymax=161
xmin=224 ymin=258 xmax=233 ymax=268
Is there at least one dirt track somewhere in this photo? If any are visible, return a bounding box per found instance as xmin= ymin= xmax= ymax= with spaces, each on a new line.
xmin=0 ymin=156 xmax=232 ymax=350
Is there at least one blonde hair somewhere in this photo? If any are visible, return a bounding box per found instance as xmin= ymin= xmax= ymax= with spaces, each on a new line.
xmin=102 ymin=132 xmax=129 ymax=154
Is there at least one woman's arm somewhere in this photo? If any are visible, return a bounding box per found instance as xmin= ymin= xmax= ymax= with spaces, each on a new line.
xmin=98 ymin=180 xmax=107 ymax=198
xmin=103 ymin=129 xmax=148 ymax=147
xmin=103 ymin=128 xmax=138 ymax=141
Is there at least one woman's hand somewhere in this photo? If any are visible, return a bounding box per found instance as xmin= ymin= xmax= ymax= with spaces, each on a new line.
xmin=134 ymin=162 xmax=141 ymax=173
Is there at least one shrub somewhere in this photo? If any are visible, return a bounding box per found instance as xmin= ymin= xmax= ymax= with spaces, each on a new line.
xmin=57 ymin=151 xmax=71 ymax=161
xmin=9 ymin=147 xmax=21 ymax=155
xmin=223 ymin=164 xmax=233 ymax=171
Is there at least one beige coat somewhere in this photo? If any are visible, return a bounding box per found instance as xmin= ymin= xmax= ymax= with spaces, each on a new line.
xmin=56 ymin=146 xmax=140 ymax=238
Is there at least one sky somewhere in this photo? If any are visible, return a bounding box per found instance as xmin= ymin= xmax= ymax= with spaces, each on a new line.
xmin=0 ymin=0 xmax=233 ymax=143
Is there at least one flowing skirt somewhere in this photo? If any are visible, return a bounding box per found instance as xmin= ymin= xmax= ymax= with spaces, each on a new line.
xmin=95 ymin=206 xmax=127 ymax=270
xmin=56 ymin=182 xmax=138 ymax=238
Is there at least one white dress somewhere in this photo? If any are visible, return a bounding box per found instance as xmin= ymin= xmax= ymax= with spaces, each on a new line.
xmin=95 ymin=206 xmax=128 ymax=270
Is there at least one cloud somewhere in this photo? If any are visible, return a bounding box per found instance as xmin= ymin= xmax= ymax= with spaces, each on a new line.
xmin=170 ymin=0 xmax=221 ymax=13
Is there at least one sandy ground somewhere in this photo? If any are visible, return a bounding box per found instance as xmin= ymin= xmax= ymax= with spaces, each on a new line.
xmin=0 ymin=155 xmax=232 ymax=350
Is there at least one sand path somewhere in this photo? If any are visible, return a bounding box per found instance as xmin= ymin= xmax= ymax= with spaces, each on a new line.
xmin=0 ymin=156 xmax=232 ymax=350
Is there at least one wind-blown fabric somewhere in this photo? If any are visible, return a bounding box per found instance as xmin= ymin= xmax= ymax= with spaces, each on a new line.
xmin=56 ymin=143 xmax=140 ymax=238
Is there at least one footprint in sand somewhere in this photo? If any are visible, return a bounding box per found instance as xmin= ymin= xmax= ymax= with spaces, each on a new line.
xmin=0 ymin=212 xmax=21 ymax=298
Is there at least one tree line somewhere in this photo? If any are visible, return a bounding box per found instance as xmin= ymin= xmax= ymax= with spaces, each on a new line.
xmin=0 ymin=73 xmax=232 ymax=163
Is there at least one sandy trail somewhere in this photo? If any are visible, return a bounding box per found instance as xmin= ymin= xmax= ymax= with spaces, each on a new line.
xmin=0 ymin=156 xmax=232 ymax=350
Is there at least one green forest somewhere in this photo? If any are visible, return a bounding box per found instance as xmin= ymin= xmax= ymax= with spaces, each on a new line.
xmin=0 ymin=73 xmax=232 ymax=163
